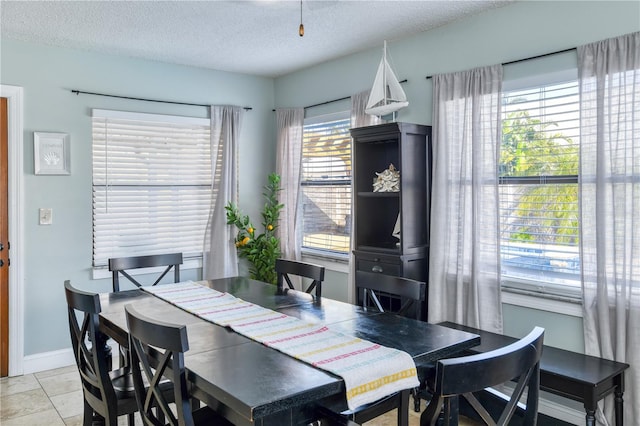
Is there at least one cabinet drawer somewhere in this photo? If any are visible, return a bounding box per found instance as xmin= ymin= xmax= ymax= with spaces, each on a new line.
xmin=357 ymin=259 xmax=401 ymax=276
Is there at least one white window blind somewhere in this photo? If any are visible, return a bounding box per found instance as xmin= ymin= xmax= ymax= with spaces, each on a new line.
xmin=499 ymin=79 xmax=581 ymax=297
xmin=92 ymin=109 xmax=212 ymax=268
xmin=301 ymin=113 xmax=351 ymax=256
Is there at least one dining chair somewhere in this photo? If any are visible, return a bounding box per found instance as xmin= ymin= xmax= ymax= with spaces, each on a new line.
xmin=356 ymin=270 xmax=426 ymax=321
xmin=109 ymin=252 xmax=183 ymax=369
xmin=323 ymin=270 xmax=427 ymax=425
xmin=421 ymin=326 xmax=545 ymax=426
xmin=64 ymin=280 xmax=137 ymax=426
xmin=109 ymin=252 xmax=183 ymax=292
xmin=338 ymin=390 xmax=411 ymax=426
xmin=125 ymin=304 xmax=233 ymax=426
xmin=276 ymin=258 xmax=325 ymax=298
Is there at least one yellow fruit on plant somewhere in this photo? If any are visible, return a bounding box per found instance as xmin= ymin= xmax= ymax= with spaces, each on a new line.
xmin=267 ymin=224 xmax=274 ymax=231
xmin=241 ymin=236 xmax=250 ymax=245
xmin=247 ymin=227 xmax=254 ymax=234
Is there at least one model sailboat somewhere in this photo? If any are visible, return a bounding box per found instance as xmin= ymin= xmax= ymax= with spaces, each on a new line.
xmin=365 ymin=40 xmax=409 ymax=117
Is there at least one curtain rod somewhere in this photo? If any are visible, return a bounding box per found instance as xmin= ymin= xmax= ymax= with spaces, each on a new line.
xmin=273 ymin=79 xmax=408 ymax=112
xmin=425 ymin=47 xmax=577 ymax=79
xmin=71 ymin=89 xmax=253 ymax=111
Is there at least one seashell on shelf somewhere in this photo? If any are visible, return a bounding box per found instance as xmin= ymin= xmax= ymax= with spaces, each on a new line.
xmin=373 ymin=163 xmax=400 ymax=192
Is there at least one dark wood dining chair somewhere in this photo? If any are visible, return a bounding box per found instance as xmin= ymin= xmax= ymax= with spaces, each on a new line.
xmin=325 ymin=270 xmax=427 ymax=425
xmin=109 ymin=252 xmax=183 ymax=292
xmin=276 ymin=258 xmax=325 ymax=298
xmin=356 ymin=270 xmax=426 ymax=321
xmin=64 ymin=280 xmax=137 ymax=426
xmin=125 ymin=304 xmax=233 ymax=426
xmin=421 ymin=326 xmax=545 ymax=426
xmin=335 ymin=390 xmax=412 ymax=426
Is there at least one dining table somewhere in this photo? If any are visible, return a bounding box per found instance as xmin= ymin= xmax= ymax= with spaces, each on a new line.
xmin=98 ymin=276 xmax=480 ymax=426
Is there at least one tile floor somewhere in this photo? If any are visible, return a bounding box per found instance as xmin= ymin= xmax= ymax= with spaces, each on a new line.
xmin=1 ymin=364 xmax=477 ymax=426
xmin=1 ymin=363 xmax=88 ymax=426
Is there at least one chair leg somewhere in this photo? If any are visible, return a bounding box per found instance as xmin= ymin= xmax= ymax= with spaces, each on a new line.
xmin=118 ymin=345 xmax=129 ymax=369
xmin=82 ymin=401 xmax=94 ymax=426
xmin=412 ymin=387 xmax=421 ymax=412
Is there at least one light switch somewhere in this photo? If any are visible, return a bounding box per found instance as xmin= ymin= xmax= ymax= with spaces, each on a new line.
xmin=39 ymin=208 xmax=52 ymax=225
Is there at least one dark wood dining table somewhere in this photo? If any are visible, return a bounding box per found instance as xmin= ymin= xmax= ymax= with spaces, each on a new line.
xmin=98 ymin=277 xmax=480 ymax=426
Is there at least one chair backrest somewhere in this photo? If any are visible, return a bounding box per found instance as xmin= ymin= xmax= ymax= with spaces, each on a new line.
xmin=109 ymin=252 xmax=183 ymax=292
xmin=125 ymin=304 xmax=192 ymax=426
xmin=355 ymin=270 xmax=426 ymax=320
xmin=64 ymin=280 xmax=120 ymax=424
xmin=276 ymin=258 xmax=325 ymax=298
xmin=423 ymin=326 xmax=545 ymax=426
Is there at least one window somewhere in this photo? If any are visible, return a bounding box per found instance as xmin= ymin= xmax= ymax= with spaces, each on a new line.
xmin=92 ymin=109 xmax=212 ymax=268
xmin=300 ymin=112 xmax=352 ymax=257
xmin=499 ymin=76 xmax=581 ymax=298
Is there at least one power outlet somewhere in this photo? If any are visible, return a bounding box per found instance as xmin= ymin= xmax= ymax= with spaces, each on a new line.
xmin=39 ymin=208 xmax=53 ymax=225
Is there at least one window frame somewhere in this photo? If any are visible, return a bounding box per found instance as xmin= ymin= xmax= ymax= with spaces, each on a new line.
xmin=91 ymin=109 xmax=212 ymax=277
xmin=299 ymin=111 xmax=352 ymax=261
xmin=499 ymin=67 xmax=582 ymax=302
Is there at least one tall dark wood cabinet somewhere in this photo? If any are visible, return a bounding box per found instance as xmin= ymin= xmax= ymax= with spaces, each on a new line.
xmin=351 ymin=122 xmax=432 ymax=320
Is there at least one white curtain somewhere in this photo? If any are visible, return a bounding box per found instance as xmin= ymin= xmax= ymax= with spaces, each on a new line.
xmin=347 ymin=90 xmax=383 ymax=303
xmin=578 ymin=32 xmax=640 ymax=426
xmin=275 ymin=108 xmax=304 ymax=261
xmin=351 ymin=90 xmax=382 ymax=128
xmin=428 ymin=65 xmax=503 ymax=333
xmin=347 ymin=91 xmax=382 ymax=303
xmin=203 ymin=106 xmax=243 ymax=279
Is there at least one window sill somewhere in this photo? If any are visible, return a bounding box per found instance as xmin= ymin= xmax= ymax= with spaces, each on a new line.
xmin=501 ymin=287 xmax=583 ymax=317
xmin=301 ymin=250 xmax=349 ymax=274
xmin=92 ymin=258 xmax=202 ymax=280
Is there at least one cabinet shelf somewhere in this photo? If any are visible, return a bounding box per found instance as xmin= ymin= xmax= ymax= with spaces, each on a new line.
xmin=357 ymin=245 xmax=401 ymax=254
xmin=357 ymin=191 xmax=400 ymax=198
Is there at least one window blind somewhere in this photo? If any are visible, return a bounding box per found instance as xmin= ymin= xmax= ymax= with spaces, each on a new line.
xmin=499 ymin=80 xmax=581 ymax=296
xmin=92 ymin=109 xmax=212 ymax=268
xmin=301 ymin=114 xmax=352 ymax=255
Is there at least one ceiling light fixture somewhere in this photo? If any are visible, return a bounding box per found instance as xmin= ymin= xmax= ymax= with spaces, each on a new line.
xmin=299 ymin=0 xmax=304 ymax=37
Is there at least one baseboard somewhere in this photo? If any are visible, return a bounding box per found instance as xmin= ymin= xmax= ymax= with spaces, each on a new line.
xmin=22 ymin=347 xmax=75 ymax=374
xmin=538 ymin=394 xmax=584 ymax=425
xmin=21 ymin=341 xmax=120 ymax=375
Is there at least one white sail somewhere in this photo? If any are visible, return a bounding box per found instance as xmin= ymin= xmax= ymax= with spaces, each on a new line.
xmin=365 ymin=41 xmax=409 ymax=117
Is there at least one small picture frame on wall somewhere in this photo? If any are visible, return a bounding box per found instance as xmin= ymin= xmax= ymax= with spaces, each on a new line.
xmin=34 ymin=132 xmax=70 ymax=175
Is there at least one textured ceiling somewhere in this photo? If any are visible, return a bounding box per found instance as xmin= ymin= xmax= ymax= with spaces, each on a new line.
xmin=1 ymin=0 xmax=514 ymax=78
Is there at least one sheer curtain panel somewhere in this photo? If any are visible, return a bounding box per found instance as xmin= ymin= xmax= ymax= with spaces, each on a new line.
xmin=578 ymin=32 xmax=640 ymax=425
xmin=428 ymin=65 xmax=503 ymax=333
xmin=203 ymin=106 xmax=243 ymax=279
xmin=347 ymin=91 xmax=382 ymax=302
xmin=351 ymin=90 xmax=382 ymax=128
xmin=275 ymin=108 xmax=304 ymax=260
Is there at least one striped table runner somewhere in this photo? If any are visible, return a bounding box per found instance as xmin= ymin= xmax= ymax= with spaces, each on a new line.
xmin=142 ymin=281 xmax=419 ymax=410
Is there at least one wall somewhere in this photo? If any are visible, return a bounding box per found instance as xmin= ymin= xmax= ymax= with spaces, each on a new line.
xmin=275 ymin=0 xmax=640 ymax=352
xmin=0 ymin=38 xmax=276 ymax=357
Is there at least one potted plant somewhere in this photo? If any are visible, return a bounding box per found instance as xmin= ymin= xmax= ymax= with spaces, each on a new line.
xmin=225 ymin=173 xmax=283 ymax=284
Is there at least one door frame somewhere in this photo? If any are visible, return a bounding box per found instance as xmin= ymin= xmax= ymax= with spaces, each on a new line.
xmin=1 ymin=84 xmax=24 ymax=376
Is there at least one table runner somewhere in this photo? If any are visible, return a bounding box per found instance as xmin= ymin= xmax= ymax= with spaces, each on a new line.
xmin=142 ymin=281 xmax=419 ymax=410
